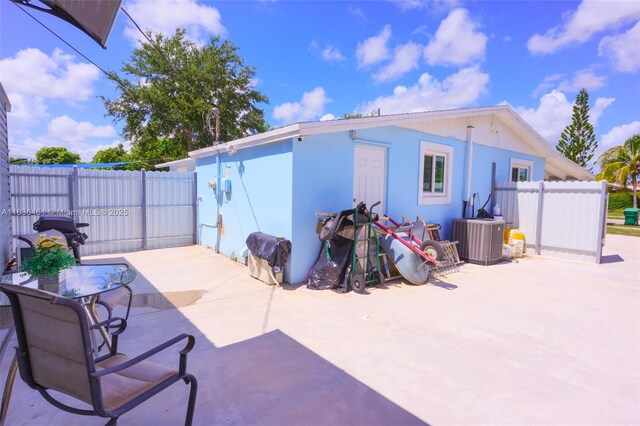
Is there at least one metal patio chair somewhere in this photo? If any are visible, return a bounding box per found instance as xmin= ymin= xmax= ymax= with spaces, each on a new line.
xmin=0 ymin=283 xmax=198 ymax=426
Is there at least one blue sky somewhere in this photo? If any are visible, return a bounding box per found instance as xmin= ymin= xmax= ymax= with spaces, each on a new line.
xmin=1 ymin=0 xmax=639 ymax=165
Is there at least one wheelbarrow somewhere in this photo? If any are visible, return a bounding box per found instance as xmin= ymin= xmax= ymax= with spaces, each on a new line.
xmin=373 ymin=216 xmax=444 ymax=285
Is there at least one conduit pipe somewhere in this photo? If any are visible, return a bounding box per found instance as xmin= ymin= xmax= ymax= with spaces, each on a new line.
xmin=465 ymin=125 xmax=475 ymax=202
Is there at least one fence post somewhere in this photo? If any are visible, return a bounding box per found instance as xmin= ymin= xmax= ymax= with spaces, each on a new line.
xmin=141 ymin=169 xmax=147 ymax=250
xmin=595 ymin=180 xmax=608 ymax=263
xmin=534 ymin=181 xmax=544 ymax=255
xmin=70 ymin=166 xmax=79 ymax=213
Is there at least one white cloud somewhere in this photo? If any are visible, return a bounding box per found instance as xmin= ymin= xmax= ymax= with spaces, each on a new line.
xmin=320 ymin=113 xmax=337 ymax=121
xmin=47 ymin=116 xmax=117 ymax=143
xmin=510 ymin=91 xmax=573 ymax=142
xmin=356 ymin=66 xmax=489 ymax=114
xmin=389 ymin=0 xmax=460 ymax=13
xmin=532 ymin=73 xmax=564 ymax=98
xmin=123 ymin=0 xmax=226 ymax=45
xmin=533 ymin=70 xmax=606 ymax=98
xmin=9 ymin=116 xmax=119 ymax=162
xmin=508 ymin=90 xmax=615 ymax=143
xmin=599 ymin=20 xmax=640 ymax=72
xmin=423 ymin=8 xmax=488 ymax=66
xmin=0 ymin=48 xmax=99 ymax=101
xmin=356 ymin=25 xmax=392 ymax=68
xmin=527 ymin=1 xmax=640 ymax=55
xmin=556 ymin=69 xmax=606 ymax=92
xmin=601 ymin=121 xmax=640 ymax=148
xmin=348 ymin=5 xmax=365 ymax=20
xmin=322 ymin=46 xmax=346 ymax=62
xmin=311 ymin=40 xmax=345 ymax=63
xmin=373 ymin=42 xmax=421 ymax=83
xmin=5 ymin=94 xmax=49 ymax=136
xmin=591 ymin=97 xmax=615 ymax=125
xmin=272 ymin=87 xmax=332 ymax=124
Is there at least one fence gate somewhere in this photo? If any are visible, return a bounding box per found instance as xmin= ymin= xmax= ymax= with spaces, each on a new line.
xmin=494 ymin=180 xmax=608 ymax=263
xmin=9 ymin=166 xmax=197 ymax=257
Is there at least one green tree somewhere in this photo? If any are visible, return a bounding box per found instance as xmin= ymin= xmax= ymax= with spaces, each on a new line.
xmin=9 ymin=157 xmax=33 ymax=165
xmin=92 ymin=143 xmax=130 ymax=163
xmin=35 ymin=147 xmax=81 ymax=164
xmin=130 ymin=137 xmax=186 ymax=170
xmin=556 ymin=88 xmax=598 ymax=170
xmin=597 ymin=134 xmax=640 ymax=208
xmin=101 ymin=29 xmax=268 ymax=167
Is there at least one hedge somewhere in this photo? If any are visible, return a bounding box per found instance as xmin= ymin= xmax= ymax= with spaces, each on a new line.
xmin=609 ymin=192 xmax=634 ymax=210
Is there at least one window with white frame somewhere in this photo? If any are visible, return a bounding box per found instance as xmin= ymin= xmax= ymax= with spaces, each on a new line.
xmin=510 ymin=158 xmax=533 ymax=182
xmin=419 ymin=141 xmax=453 ymax=205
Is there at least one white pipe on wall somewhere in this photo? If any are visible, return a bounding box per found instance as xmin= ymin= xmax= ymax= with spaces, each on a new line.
xmin=465 ymin=125 xmax=475 ymax=201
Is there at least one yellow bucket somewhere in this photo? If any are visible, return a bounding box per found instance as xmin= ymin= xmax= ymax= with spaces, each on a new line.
xmin=510 ymin=229 xmax=525 ymax=242
xmin=503 ymin=226 xmax=511 ymax=244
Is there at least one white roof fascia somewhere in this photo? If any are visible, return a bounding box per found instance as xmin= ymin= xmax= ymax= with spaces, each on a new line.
xmin=189 ymin=125 xmax=302 ymax=159
xmin=155 ymin=157 xmax=195 ymax=169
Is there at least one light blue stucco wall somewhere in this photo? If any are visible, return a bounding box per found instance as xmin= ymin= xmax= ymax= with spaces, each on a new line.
xmin=195 ymin=125 xmax=546 ymax=285
xmin=291 ymin=133 xmax=354 ymax=284
xmin=195 ymin=140 xmax=294 ymax=281
xmin=364 ymin=126 xmax=467 ymax=242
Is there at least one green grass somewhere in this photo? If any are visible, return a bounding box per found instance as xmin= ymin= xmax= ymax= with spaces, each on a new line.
xmin=607 ymin=224 xmax=640 ymax=237
xmin=607 ymin=209 xmax=626 ymax=220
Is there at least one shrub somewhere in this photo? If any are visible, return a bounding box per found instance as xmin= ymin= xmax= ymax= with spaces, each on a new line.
xmin=608 ymin=192 xmax=634 ymax=210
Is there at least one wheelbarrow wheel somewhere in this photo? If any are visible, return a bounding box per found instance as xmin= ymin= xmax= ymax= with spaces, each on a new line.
xmin=351 ymin=276 xmax=366 ymax=294
xmin=420 ymin=240 xmax=444 ymax=263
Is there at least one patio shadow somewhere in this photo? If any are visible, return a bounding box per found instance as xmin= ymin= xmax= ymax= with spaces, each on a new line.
xmin=600 ymin=254 xmax=624 ymax=264
xmin=201 ymin=329 xmax=428 ymax=426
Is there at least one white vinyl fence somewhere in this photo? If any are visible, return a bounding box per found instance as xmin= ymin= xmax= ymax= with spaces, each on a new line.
xmin=494 ymin=180 xmax=608 ymax=263
xmin=9 ymin=166 xmax=196 ymax=256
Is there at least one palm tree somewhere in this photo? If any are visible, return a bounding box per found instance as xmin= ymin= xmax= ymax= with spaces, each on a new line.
xmin=597 ymin=134 xmax=640 ymax=208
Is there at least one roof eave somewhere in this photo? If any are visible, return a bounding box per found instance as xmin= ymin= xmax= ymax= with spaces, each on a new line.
xmin=155 ymin=158 xmax=195 ymax=168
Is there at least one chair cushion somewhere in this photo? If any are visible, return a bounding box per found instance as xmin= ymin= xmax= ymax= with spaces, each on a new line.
xmin=97 ymin=354 xmax=176 ymax=412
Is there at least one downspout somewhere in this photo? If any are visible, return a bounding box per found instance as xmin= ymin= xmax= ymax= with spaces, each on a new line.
xmin=215 ymin=151 xmax=222 ymax=253
xmin=465 ymin=125 xmax=475 ymax=202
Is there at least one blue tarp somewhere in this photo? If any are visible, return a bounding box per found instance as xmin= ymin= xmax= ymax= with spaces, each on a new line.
xmin=14 ymin=162 xmax=129 ymax=169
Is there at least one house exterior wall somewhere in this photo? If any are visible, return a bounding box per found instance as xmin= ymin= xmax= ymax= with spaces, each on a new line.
xmin=195 ymin=122 xmax=548 ymax=285
xmin=170 ymin=163 xmax=195 ymax=172
xmin=195 ymin=140 xmax=295 ymax=281
xmin=291 ymin=132 xmax=354 ymax=284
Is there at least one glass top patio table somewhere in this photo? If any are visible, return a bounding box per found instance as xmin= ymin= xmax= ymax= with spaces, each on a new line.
xmin=0 ymin=264 xmax=137 ymax=307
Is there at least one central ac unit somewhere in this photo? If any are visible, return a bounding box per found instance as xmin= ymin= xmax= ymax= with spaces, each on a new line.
xmin=451 ymin=218 xmax=504 ymax=265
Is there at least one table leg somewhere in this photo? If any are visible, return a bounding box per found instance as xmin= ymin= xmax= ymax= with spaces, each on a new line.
xmin=0 ymin=355 xmax=18 ymax=426
xmin=82 ymin=297 xmax=112 ymax=355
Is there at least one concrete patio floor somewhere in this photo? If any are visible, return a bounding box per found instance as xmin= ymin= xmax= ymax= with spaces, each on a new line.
xmin=1 ymin=234 xmax=638 ymax=425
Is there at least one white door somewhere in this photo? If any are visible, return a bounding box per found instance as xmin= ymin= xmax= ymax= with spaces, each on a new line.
xmin=353 ymin=145 xmax=387 ymax=214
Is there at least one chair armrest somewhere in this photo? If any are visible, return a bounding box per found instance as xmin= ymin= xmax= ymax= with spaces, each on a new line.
xmin=90 ymin=316 xmax=127 ymax=333
xmin=91 ymin=317 xmax=127 ymax=354
xmin=91 ymin=333 xmax=195 ymax=378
